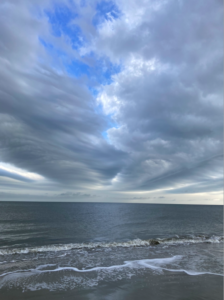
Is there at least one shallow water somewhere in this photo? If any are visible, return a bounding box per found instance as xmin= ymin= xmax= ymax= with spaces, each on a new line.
xmin=0 ymin=202 xmax=223 ymax=299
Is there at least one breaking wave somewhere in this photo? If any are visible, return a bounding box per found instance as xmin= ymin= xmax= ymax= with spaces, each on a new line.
xmin=0 ymin=235 xmax=223 ymax=256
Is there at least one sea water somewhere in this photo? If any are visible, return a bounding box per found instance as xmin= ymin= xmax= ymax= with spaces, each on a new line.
xmin=0 ymin=202 xmax=223 ymax=299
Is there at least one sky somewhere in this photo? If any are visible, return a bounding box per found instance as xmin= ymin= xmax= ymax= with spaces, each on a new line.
xmin=0 ymin=0 xmax=223 ymax=204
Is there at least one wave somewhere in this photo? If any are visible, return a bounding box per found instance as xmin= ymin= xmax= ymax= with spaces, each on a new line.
xmin=0 ymin=255 xmax=223 ymax=278
xmin=0 ymin=235 xmax=223 ymax=256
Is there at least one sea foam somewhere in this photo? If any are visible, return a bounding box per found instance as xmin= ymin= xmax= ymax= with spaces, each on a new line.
xmin=0 ymin=235 xmax=223 ymax=256
xmin=0 ymin=255 xmax=223 ymax=279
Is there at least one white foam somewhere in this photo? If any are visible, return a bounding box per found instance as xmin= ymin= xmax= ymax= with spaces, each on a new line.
xmin=36 ymin=264 xmax=56 ymax=270
xmin=0 ymin=235 xmax=222 ymax=256
xmin=0 ymin=255 xmax=180 ymax=277
xmin=0 ymin=239 xmax=151 ymax=255
xmin=162 ymin=268 xmax=223 ymax=277
xmin=0 ymin=255 xmax=223 ymax=278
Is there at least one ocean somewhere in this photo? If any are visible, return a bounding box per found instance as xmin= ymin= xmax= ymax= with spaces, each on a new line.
xmin=0 ymin=202 xmax=223 ymax=300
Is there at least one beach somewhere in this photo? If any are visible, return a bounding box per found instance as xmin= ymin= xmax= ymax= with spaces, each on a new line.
xmin=0 ymin=202 xmax=223 ymax=299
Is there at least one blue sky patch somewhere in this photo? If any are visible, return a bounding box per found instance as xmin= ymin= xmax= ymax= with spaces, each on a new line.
xmin=93 ymin=0 xmax=121 ymax=27
xmin=44 ymin=2 xmax=84 ymax=50
xmin=39 ymin=0 xmax=122 ymax=104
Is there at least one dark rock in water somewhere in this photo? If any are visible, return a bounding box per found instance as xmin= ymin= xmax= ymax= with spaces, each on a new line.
xmin=150 ymin=240 xmax=160 ymax=245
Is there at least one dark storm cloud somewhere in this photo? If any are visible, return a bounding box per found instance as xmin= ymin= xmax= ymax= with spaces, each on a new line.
xmin=0 ymin=0 xmax=222 ymax=197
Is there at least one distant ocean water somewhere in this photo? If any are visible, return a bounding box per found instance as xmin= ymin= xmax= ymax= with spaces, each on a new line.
xmin=0 ymin=202 xmax=223 ymax=300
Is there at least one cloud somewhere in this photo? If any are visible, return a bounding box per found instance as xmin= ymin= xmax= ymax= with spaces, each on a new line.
xmin=131 ymin=196 xmax=149 ymax=200
xmin=0 ymin=0 xmax=126 ymax=189
xmin=95 ymin=0 xmax=223 ymax=193
xmin=58 ymin=192 xmax=96 ymax=198
xmin=0 ymin=168 xmax=33 ymax=183
xmin=0 ymin=0 xmax=222 ymax=202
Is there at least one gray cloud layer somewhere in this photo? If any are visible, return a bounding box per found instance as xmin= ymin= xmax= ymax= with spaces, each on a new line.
xmin=0 ymin=0 xmax=126 ymax=190
xmin=95 ymin=0 xmax=223 ymax=193
xmin=0 ymin=0 xmax=222 ymax=200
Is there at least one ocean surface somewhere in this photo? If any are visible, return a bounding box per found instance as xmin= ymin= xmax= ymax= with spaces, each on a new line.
xmin=0 ymin=202 xmax=223 ymax=300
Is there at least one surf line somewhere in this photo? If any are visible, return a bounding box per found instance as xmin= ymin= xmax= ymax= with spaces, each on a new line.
xmin=0 ymin=256 xmax=223 ymax=278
